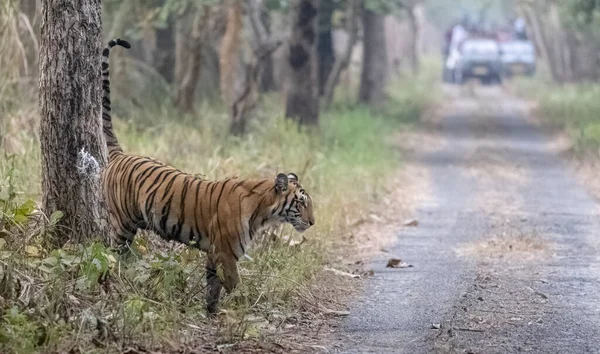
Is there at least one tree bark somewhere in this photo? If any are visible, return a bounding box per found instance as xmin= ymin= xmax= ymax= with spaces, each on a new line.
xmin=155 ymin=14 xmax=176 ymax=83
xmin=285 ymin=0 xmax=320 ymax=126
xmin=317 ymin=0 xmax=336 ymax=95
xmin=323 ymin=0 xmax=361 ymax=109
xmin=520 ymin=1 xmax=570 ymax=83
xmin=406 ymin=4 xmax=422 ymax=74
xmin=229 ymin=0 xmax=282 ymax=135
xmin=358 ymin=8 xmax=387 ymax=106
xmin=175 ymin=7 xmax=207 ymax=113
xmin=39 ymin=0 xmax=110 ymax=246
xmin=259 ymin=6 xmax=276 ymax=92
xmin=219 ymin=1 xmax=244 ymax=109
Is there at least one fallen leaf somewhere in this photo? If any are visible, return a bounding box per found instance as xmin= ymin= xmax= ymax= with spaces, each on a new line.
xmin=25 ymin=246 xmax=40 ymax=258
xmin=320 ymin=307 xmax=350 ymax=317
xmin=386 ymin=258 xmax=413 ymax=268
xmin=362 ymin=270 xmax=375 ymax=277
xmin=369 ymin=214 xmax=385 ymax=223
xmin=404 ymin=219 xmax=419 ymax=227
xmin=324 ymin=267 xmax=360 ymax=279
xmin=349 ymin=218 xmax=367 ymax=227
xmin=431 ymin=323 xmax=441 ymax=330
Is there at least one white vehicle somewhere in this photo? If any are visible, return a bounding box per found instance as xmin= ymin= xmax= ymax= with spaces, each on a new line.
xmin=452 ymin=38 xmax=504 ymax=85
xmin=500 ymin=40 xmax=536 ymax=77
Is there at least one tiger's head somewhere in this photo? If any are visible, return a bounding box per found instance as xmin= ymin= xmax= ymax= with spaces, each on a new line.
xmin=274 ymin=173 xmax=315 ymax=232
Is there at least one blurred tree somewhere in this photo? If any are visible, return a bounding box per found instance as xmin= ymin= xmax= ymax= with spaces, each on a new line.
xmin=155 ymin=12 xmax=176 ymax=83
xmin=317 ymin=0 xmax=336 ymax=95
xmin=323 ymin=0 xmax=362 ymax=108
xmin=39 ymin=0 xmax=111 ymax=245
xmin=229 ymin=0 xmax=283 ymax=135
xmin=359 ymin=3 xmax=388 ymax=106
xmin=285 ymin=0 xmax=320 ymax=126
xmin=518 ymin=0 xmax=600 ymax=82
xmin=219 ymin=0 xmax=244 ymax=111
xmin=259 ymin=5 xmax=276 ymax=91
xmin=395 ymin=0 xmax=425 ymax=74
xmin=175 ymin=5 xmax=211 ymax=113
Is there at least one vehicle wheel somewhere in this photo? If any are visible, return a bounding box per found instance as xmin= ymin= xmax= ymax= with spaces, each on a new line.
xmin=454 ymin=70 xmax=463 ymax=85
xmin=496 ymin=74 xmax=504 ymax=85
xmin=443 ymin=67 xmax=454 ymax=83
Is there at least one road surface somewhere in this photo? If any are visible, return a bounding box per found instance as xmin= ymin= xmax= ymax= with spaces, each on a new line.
xmin=331 ymin=86 xmax=600 ymax=354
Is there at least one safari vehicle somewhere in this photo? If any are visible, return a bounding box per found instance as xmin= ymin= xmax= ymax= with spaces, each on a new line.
xmin=453 ymin=38 xmax=504 ymax=85
xmin=500 ymin=40 xmax=536 ymax=77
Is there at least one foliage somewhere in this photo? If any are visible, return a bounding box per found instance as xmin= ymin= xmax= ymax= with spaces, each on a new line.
xmin=515 ymin=77 xmax=600 ymax=153
xmin=0 ymin=70 xmax=438 ymax=350
xmin=0 ymin=0 xmax=442 ymax=350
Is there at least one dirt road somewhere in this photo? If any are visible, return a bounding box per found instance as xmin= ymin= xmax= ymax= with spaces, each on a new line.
xmin=331 ymin=86 xmax=600 ymax=353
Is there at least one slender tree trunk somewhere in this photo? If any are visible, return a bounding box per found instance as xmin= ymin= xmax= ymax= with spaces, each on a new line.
xmin=175 ymin=7 xmax=207 ymax=113
xmin=219 ymin=1 xmax=243 ymax=109
xmin=285 ymin=0 xmax=320 ymax=126
xmin=520 ymin=1 xmax=563 ymax=83
xmin=259 ymin=7 xmax=276 ymax=92
xmin=358 ymin=8 xmax=387 ymax=106
xmin=407 ymin=4 xmax=421 ymax=74
xmin=155 ymin=15 xmax=176 ymax=83
xmin=229 ymin=0 xmax=282 ymax=135
xmin=317 ymin=0 xmax=335 ymax=95
xmin=323 ymin=0 xmax=361 ymax=109
xmin=39 ymin=0 xmax=110 ymax=246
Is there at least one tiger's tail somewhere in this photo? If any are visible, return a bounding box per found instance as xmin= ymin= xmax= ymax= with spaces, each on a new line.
xmin=102 ymin=38 xmax=130 ymax=160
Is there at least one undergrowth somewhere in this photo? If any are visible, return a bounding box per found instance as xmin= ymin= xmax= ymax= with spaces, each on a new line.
xmin=0 ymin=7 xmax=439 ymax=345
xmin=514 ymin=76 xmax=600 ymax=153
xmin=0 ymin=83 xmax=437 ymax=353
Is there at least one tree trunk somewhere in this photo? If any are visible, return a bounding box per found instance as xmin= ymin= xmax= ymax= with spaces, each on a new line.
xmin=285 ymin=0 xmax=320 ymax=126
xmin=520 ymin=1 xmax=566 ymax=83
xmin=175 ymin=8 xmax=207 ymax=113
xmin=39 ymin=0 xmax=110 ymax=246
xmin=317 ymin=0 xmax=335 ymax=95
xmin=323 ymin=0 xmax=361 ymax=109
xmin=219 ymin=1 xmax=243 ymax=109
xmin=358 ymin=8 xmax=387 ymax=106
xmin=259 ymin=7 xmax=276 ymax=92
xmin=407 ymin=4 xmax=422 ymax=74
xmin=155 ymin=14 xmax=176 ymax=83
xmin=228 ymin=0 xmax=282 ymax=135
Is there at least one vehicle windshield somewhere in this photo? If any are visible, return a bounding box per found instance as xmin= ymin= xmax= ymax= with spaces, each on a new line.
xmin=461 ymin=40 xmax=500 ymax=55
xmin=501 ymin=41 xmax=535 ymax=55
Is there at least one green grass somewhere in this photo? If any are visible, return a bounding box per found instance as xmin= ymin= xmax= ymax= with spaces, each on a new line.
xmin=514 ymin=75 xmax=600 ymax=153
xmin=0 ymin=66 xmax=438 ymax=351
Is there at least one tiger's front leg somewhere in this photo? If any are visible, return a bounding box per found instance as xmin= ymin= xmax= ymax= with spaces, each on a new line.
xmin=205 ymin=256 xmax=222 ymax=316
xmin=205 ymin=253 xmax=240 ymax=316
xmin=219 ymin=252 xmax=240 ymax=294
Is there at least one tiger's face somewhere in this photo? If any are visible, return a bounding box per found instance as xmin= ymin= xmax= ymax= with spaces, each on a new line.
xmin=274 ymin=173 xmax=315 ymax=233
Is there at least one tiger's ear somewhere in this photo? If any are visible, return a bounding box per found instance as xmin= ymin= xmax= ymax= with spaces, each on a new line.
xmin=287 ymin=173 xmax=299 ymax=183
xmin=275 ymin=173 xmax=288 ymax=194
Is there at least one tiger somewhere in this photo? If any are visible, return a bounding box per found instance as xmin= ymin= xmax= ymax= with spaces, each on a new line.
xmin=100 ymin=39 xmax=315 ymax=314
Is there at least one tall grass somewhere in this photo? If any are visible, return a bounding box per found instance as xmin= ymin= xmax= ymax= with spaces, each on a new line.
xmin=0 ymin=63 xmax=438 ymax=351
xmin=514 ymin=77 xmax=600 ymax=152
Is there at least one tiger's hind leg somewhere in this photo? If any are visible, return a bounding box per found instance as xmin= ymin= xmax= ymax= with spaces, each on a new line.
xmin=107 ymin=211 xmax=137 ymax=254
xmin=205 ymin=255 xmax=222 ymax=316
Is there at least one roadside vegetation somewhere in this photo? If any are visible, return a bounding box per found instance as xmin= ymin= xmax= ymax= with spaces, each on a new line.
xmin=0 ymin=54 xmax=439 ymax=354
xmin=514 ymin=75 xmax=600 ymax=153
xmin=511 ymin=0 xmax=600 ymax=153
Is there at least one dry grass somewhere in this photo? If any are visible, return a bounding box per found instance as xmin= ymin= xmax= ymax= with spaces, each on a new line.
xmin=0 ymin=1 xmax=441 ymax=347
xmin=458 ymin=225 xmax=549 ymax=261
xmin=0 ymin=83 xmax=438 ymax=353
